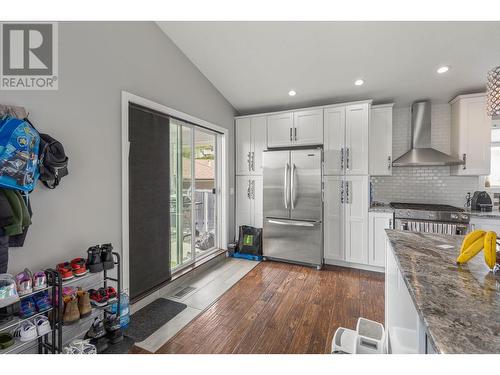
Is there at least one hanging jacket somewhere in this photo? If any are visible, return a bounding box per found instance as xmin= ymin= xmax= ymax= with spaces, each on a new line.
xmin=1 ymin=189 xmax=31 ymax=236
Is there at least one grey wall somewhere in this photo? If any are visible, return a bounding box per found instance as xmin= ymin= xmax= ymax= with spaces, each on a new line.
xmin=0 ymin=22 xmax=236 ymax=274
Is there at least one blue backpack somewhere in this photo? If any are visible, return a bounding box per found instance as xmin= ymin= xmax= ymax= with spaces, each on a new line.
xmin=0 ymin=116 xmax=40 ymax=192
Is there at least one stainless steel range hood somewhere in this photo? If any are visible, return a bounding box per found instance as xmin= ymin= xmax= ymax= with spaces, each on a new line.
xmin=392 ymin=101 xmax=465 ymax=167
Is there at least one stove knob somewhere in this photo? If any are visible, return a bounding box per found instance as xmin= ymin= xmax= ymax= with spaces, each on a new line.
xmin=450 ymin=213 xmax=459 ymax=220
xmin=460 ymin=214 xmax=469 ymax=221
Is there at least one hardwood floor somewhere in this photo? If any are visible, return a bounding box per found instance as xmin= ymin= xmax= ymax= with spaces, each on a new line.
xmin=143 ymin=261 xmax=384 ymax=354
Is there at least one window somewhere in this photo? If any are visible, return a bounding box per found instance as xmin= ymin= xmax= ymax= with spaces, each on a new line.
xmin=489 ymin=127 xmax=500 ymax=187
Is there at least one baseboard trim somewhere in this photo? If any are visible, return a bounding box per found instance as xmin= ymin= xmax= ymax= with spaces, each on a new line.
xmin=324 ymin=258 xmax=385 ymax=273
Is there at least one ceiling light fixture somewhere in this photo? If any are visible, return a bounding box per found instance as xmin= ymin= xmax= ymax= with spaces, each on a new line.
xmin=437 ymin=66 xmax=450 ymax=74
xmin=487 ymin=66 xmax=500 ymax=119
xmin=354 ymin=79 xmax=364 ymax=86
xmin=288 ymin=90 xmax=296 ymax=96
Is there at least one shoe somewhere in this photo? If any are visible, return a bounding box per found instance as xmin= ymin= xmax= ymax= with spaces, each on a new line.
xmin=56 ymin=262 xmax=74 ymax=281
xmin=15 ymin=269 xmax=33 ymax=296
xmin=104 ymin=314 xmax=123 ymax=344
xmin=77 ymin=288 xmax=92 ymax=318
xmin=86 ymin=246 xmax=103 ymax=273
xmin=89 ymin=288 xmax=108 ymax=307
xmin=0 ymin=303 xmax=18 ymax=325
xmin=100 ymin=244 xmax=114 ymax=270
xmin=63 ymin=339 xmax=97 ymax=354
xmin=63 ymin=295 xmax=80 ymax=325
xmin=85 ymin=316 xmax=107 ymax=340
xmin=0 ymin=332 xmax=14 ymax=349
xmin=13 ymin=320 xmax=37 ymax=342
xmin=19 ymin=297 xmax=36 ymax=319
xmin=70 ymin=258 xmax=89 ymax=277
xmin=32 ymin=271 xmax=47 ymax=291
xmin=0 ymin=274 xmax=20 ymax=309
xmin=33 ymin=291 xmax=51 ymax=312
xmin=34 ymin=315 xmax=52 ymax=336
xmin=105 ymin=287 xmax=117 ymax=303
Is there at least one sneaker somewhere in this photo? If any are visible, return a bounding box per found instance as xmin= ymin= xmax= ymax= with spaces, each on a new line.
xmin=104 ymin=314 xmax=123 ymax=344
xmin=89 ymin=288 xmax=108 ymax=307
xmin=105 ymin=287 xmax=117 ymax=303
xmin=0 ymin=274 xmax=20 ymax=309
xmin=86 ymin=246 xmax=103 ymax=273
xmin=56 ymin=262 xmax=74 ymax=281
xmin=19 ymin=297 xmax=36 ymax=319
xmin=63 ymin=339 xmax=97 ymax=354
xmin=85 ymin=317 xmax=107 ymax=339
xmin=32 ymin=271 xmax=47 ymax=291
xmin=77 ymin=288 xmax=92 ymax=318
xmin=70 ymin=258 xmax=89 ymax=277
xmin=13 ymin=320 xmax=37 ymax=341
xmin=33 ymin=291 xmax=51 ymax=312
xmin=100 ymin=244 xmax=114 ymax=270
xmin=15 ymin=269 xmax=33 ymax=296
xmin=34 ymin=315 xmax=52 ymax=336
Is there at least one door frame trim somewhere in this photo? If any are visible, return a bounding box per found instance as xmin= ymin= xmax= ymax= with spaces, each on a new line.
xmin=121 ymin=91 xmax=228 ymax=294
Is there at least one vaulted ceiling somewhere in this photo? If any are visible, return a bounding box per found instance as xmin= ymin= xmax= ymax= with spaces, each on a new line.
xmin=158 ymin=21 xmax=500 ymax=115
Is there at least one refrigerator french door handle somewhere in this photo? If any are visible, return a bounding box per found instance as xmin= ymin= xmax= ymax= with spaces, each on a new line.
xmin=267 ymin=219 xmax=316 ymax=227
xmin=289 ymin=128 xmax=293 ymax=142
xmin=284 ymin=163 xmax=289 ymax=209
xmin=291 ymin=163 xmax=296 ymax=210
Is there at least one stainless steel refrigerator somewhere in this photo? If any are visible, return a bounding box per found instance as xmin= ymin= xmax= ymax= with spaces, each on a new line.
xmin=262 ymin=148 xmax=323 ymax=268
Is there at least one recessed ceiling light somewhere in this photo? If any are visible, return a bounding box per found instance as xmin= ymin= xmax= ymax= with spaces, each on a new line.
xmin=437 ymin=66 xmax=450 ymax=74
xmin=354 ymin=79 xmax=364 ymax=86
xmin=288 ymin=90 xmax=296 ymax=96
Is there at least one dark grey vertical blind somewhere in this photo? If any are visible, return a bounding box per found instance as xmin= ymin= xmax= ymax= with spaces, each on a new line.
xmin=128 ymin=103 xmax=171 ymax=301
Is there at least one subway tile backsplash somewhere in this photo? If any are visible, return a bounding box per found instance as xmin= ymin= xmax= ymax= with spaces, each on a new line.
xmin=371 ymin=103 xmax=480 ymax=208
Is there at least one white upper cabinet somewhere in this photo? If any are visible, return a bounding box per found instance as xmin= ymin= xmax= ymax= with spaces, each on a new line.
xmin=293 ymin=109 xmax=324 ymax=146
xmin=267 ymin=109 xmax=323 ymax=148
xmin=267 ymin=112 xmax=294 ymax=148
xmin=345 ymin=103 xmax=370 ymax=175
xmin=450 ymin=93 xmax=491 ymax=176
xmin=235 ymin=116 xmax=267 ymax=175
xmin=324 ymin=106 xmax=346 ymax=175
xmin=324 ymin=101 xmax=370 ymax=176
xmin=369 ymin=104 xmax=393 ymax=176
xmin=235 ymin=118 xmax=252 ymax=175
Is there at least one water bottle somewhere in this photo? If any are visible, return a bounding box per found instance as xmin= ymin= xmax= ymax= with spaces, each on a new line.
xmin=119 ymin=291 xmax=130 ymax=329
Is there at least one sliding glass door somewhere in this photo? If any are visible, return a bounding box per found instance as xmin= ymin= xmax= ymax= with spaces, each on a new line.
xmin=170 ymin=120 xmax=218 ymax=271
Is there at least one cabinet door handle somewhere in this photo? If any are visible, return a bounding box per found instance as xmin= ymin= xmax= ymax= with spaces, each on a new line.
xmin=294 ymin=127 xmax=297 ymax=141
xmin=247 ymin=151 xmax=252 ymax=171
xmin=462 ymin=153 xmax=467 ymax=170
xmin=340 ymin=180 xmax=344 ymax=204
xmin=346 ymin=180 xmax=350 ymax=204
xmin=388 ymin=156 xmax=391 ymax=170
xmin=252 ymin=180 xmax=256 ymax=199
xmin=290 ymin=128 xmax=293 ymax=142
xmin=340 ymin=148 xmax=344 ymax=171
xmin=346 ymin=148 xmax=350 ymax=171
xmin=389 ymin=219 xmax=393 ymax=228
xmin=247 ymin=179 xmax=251 ymax=199
xmin=251 ymin=151 xmax=255 ymax=171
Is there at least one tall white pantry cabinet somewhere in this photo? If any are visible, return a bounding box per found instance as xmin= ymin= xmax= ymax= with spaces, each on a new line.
xmin=235 ymin=116 xmax=266 ymax=233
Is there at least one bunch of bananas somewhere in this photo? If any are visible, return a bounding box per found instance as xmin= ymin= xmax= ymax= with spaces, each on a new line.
xmin=456 ymin=230 xmax=498 ymax=270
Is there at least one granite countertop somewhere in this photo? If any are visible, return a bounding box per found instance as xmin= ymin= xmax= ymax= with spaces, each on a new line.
xmin=385 ymin=230 xmax=500 ymax=354
xmin=468 ymin=209 xmax=500 ymax=220
xmin=369 ymin=202 xmax=394 ymax=213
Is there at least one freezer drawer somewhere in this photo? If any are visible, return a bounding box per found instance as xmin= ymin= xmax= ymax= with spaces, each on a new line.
xmin=263 ymin=218 xmax=323 ymax=267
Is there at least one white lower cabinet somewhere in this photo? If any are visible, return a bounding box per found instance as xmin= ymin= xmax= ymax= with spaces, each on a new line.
xmin=324 ymin=176 xmax=369 ymax=267
xmin=235 ymin=175 xmax=263 ymax=232
xmin=368 ymin=212 xmax=393 ymax=268
xmin=385 ymin=247 xmax=427 ymax=354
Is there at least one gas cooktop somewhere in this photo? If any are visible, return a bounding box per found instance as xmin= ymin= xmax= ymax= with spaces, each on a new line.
xmin=390 ymin=202 xmax=469 ymax=223
xmin=390 ymin=203 xmax=465 ymax=212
